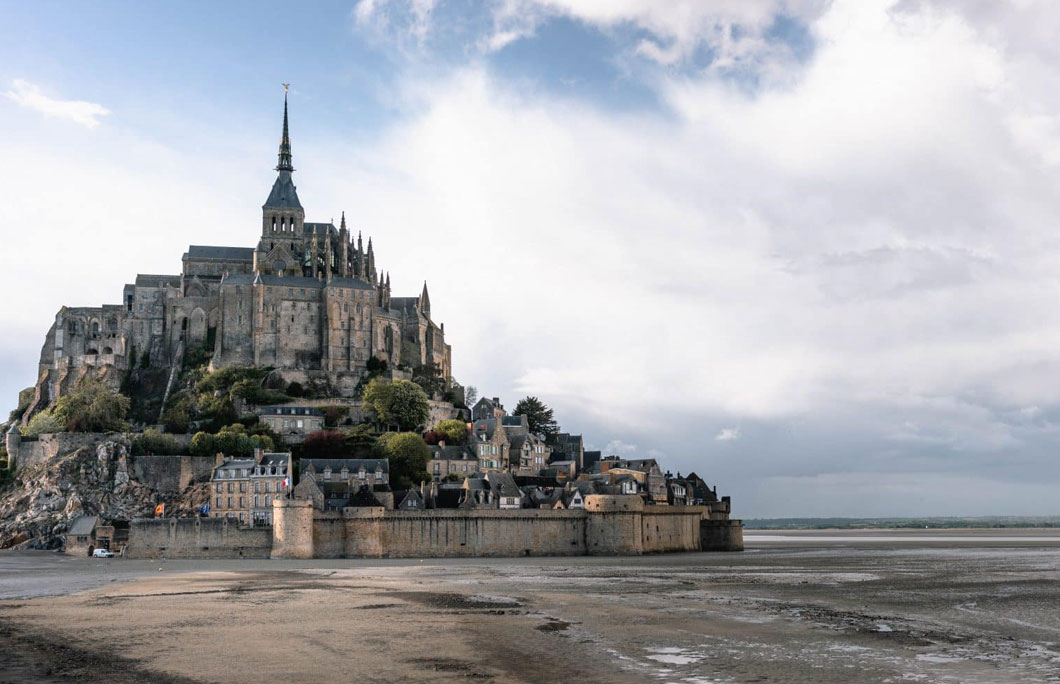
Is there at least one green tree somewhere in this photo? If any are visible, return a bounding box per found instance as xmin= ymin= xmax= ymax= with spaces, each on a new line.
xmin=20 ymin=411 xmax=63 ymax=437
xmin=344 ymin=423 xmax=381 ymax=458
xmin=53 ymin=378 xmax=130 ymax=433
xmin=363 ymin=378 xmax=430 ymax=432
xmin=378 ymin=432 xmax=430 ymax=488
xmin=435 ymin=419 xmax=468 ymax=446
xmin=511 ymin=396 xmax=559 ymax=438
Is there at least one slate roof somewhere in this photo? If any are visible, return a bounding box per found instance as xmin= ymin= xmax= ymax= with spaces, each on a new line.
xmin=134 ymin=274 xmax=181 ymax=288
xmin=389 ymin=297 xmax=420 ymax=311
xmin=264 ymin=170 xmax=302 ymax=209
xmin=327 ymin=277 xmax=375 ymax=291
xmin=184 ymin=245 xmax=255 ymax=261
xmin=302 ymin=221 xmax=336 ymax=235
xmin=256 ymin=406 xmax=323 ymax=417
xmin=348 ymin=486 xmax=383 ymax=507
xmin=487 ymin=472 xmax=522 ymax=498
xmin=429 ymin=445 xmax=476 ymax=460
xmin=68 ymin=515 xmax=99 ymax=536
xmin=301 ymin=458 xmax=389 ymax=474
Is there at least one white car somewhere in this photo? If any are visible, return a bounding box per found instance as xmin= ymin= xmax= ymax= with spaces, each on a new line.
xmin=92 ymin=548 xmax=115 ymax=558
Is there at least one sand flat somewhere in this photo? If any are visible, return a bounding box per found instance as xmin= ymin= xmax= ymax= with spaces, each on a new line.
xmin=0 ymin=530 xmax=1058 ymax=683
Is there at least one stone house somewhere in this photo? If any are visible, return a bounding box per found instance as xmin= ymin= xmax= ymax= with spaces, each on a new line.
xmin=210 ymin=451 xmax=292 ymax=525
xmin=509 ymin=432 xmax=551 ymax=475
xmin=428 ymin=444 xmax=479 ymax=482
xmin=254 ymin=405 xmax=324 ymax=442
xmin=471 ymin=396 xmax=504 ymax=421
xmin=599 ymin=458 xmax=668 ymax=504
xmin=65 ymin=515 xmax=117 ymax=556
xmin=300 ymin=458 xmax=390 ymax=489
xmin=666 ymin=478 xmax=689 ymax=506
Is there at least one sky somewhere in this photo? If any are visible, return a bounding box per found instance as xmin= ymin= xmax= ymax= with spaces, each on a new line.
xmin=3 ymin=0 xmax=1060 ymax=518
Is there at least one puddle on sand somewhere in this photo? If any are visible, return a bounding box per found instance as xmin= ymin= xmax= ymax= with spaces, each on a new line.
xmin=644 ymin=646 xmax=705 ymax=666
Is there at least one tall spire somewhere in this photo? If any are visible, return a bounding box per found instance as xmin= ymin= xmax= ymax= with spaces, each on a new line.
xmin=276 ymin=88 xmax=294 ymax=172
xmin=263 ymin=86 xmax=302 ymax=210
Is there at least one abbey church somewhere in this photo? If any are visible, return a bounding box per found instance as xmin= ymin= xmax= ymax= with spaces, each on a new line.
xmin=31 ymin=95 xmax=451 ymax=405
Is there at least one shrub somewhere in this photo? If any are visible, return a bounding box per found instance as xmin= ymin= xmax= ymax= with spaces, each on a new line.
xmin=53 ymin=378 xmax=130 ymax=433
xmin=20 ymin=411 xmax=62 ymax=437
xmin=131 ymin=428 xmax=183 ymax=455
xmin=435 ymin=419 xmax=468 ymax=446
xmin=231 ymin=379 xmax=289 ymax=406
xmin=343 ymin=424 xmax=381 ymax=458
xmin=322 ymin=406 xmax=347 ymax=428
xmin=363 ymin=378 xmax=430 ymax=432
xmin=302 ymin=430 xmax=348 ymax=459
xmin=160 ymin=402 xmax=190 ymax=434
xmin=378 ymin=432 xmax=430 ymax=488
xmin=190 ymin=424 xmax=274 ymax=458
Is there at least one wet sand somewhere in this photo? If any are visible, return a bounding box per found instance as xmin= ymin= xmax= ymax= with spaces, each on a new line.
xmin=1 ymin=530 xmax=1058 ymax=683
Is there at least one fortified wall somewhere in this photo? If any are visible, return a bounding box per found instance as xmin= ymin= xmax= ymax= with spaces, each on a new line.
xmin=125 ymin=494 xmax=743 ymax=559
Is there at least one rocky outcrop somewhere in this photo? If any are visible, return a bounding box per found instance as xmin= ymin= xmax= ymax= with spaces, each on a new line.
xmin=0 ymin=438 xmax=206 ymax=550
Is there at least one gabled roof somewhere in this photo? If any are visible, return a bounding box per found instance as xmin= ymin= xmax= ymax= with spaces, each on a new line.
xmin=486 ymin=471 xmax=522 ymax=498
xmin=68 ymin=515 xmax=99 ymax=536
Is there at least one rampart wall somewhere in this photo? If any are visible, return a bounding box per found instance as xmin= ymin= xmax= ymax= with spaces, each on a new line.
xmin=125 ymin=518 xmax=272 ymax=558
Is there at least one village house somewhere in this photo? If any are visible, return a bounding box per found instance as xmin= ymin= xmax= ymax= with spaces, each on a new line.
xmin=254 ymin=405 xmax=325 ymax=442
xmin=471 ymin=396 xmax=505 ymax=421
xmin=210 ymin=451 xmax=292 ymax=525
xmin=428 ymin=444 xmax=479 ymax=482
xmin=300 ymin=458 xmax=390 ymax=488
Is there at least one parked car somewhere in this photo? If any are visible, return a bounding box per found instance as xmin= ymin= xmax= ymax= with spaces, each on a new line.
xmin=92 ymin=548 xmax=114 ymax=558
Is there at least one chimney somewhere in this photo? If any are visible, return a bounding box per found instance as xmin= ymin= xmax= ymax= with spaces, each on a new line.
xmin=214 ymin=452 xmax=225 ymax=469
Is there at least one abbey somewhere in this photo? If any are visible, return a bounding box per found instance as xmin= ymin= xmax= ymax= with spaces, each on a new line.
xmin=31 ymin=95 xmax=451 ymax=408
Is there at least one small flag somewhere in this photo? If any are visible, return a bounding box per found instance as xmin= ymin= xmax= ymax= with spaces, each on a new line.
xmin=154 ymin=503 xmax=165 ymax=518
xmin=282 ymin=476 xmax=290 ymax=488
xmin=199 ymin=503 xmax=210 ymax=516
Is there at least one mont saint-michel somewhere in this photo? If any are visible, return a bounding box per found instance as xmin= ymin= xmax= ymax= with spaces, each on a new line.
xmin=0 ymin=95 xmax=742 ymax=560
xmin=32 ymin=93 xmax=450 ymax=407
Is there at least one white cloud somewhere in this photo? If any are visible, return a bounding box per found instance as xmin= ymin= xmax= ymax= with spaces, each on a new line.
xmin=716 ymin=428 xmax=741 ymax=442
xmin=3 ymin=79 xmax=110 ymax=128
xmin=486 ymin=0 xmax=827 ymax=68
xmin=603 ymin=439 xmax=638 ymax=457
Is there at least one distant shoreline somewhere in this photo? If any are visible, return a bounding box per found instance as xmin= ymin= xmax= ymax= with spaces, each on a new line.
xmin=743 ymin=517 xmax=1060 ymax=531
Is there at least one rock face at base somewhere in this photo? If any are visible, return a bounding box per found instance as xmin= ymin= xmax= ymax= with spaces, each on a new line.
xmin=0 ymin=437 xmax=208 ymax=550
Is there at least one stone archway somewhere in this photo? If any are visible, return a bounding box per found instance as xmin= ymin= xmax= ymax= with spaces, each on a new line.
xmin=188 ymin=308 xmax=207 ymax=346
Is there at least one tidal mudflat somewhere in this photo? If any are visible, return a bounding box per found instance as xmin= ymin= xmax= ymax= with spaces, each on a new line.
xmin=1 ymin=530 xmax=1058 ymax=683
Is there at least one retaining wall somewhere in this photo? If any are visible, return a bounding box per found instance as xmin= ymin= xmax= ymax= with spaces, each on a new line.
xmin=125 ymin=518 xmax=272 ymax=558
